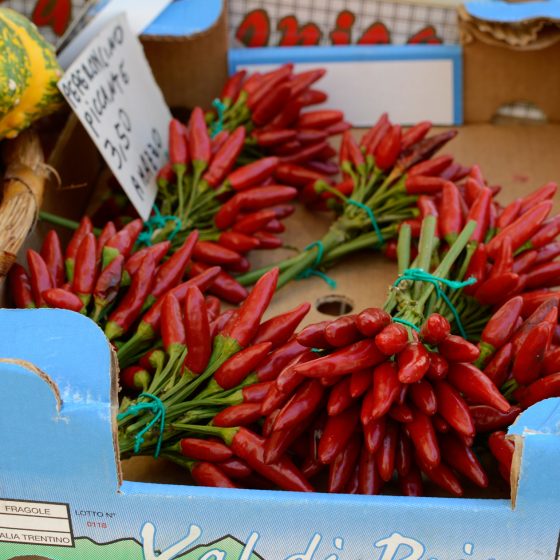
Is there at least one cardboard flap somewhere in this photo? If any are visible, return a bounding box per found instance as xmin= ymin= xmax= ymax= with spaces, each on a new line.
xmin=0 ymin=310 xmax=120 ymax=494
xmin=506 ymin=398 xmax=560 ymax=509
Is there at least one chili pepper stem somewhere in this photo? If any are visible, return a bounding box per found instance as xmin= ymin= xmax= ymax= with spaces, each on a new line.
xmin=172 ymin=423 xmax=237 ymax=446
xmin=39 ymin=211 xmax=102 ymax=235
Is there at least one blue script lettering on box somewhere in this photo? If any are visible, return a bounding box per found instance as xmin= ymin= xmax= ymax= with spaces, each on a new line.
xmin=0 ymin=309 xmax=559 ymax=559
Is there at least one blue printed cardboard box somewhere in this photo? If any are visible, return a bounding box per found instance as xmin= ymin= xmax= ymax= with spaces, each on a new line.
xmin=0 ymin=308 xmax=559 ymax=560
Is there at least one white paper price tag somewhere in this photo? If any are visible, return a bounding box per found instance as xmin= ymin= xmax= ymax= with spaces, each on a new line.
xmin=58 ymin=13 xmax=171 ymax=221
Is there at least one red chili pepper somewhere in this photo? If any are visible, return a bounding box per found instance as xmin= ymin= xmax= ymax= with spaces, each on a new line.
xmin=363 ymin=417 xmax=386 ymax=456
xmin=269 ymin=98 xmax=303 ymax=129
xmin=398 ymin=130 xmax=458 ymax=172
xmin=9 ymin=264 xmax=35 ymax=309
xmin=189 ymin=461 xmax=237 ymax=489
xmin=254 ymin=129 xmax=297 ymax=148
xmin=355 ymin=308 xmax=391 ymax=337
xmin=408 ymin=155 xmax=454 ymax=179
xmin=358 ymin=446 xmax=383 ymax=495
xmin=404 ymin=176 xmax=447 ymax=195
xmin=223 ymin=268 xmax=278 ymax=348
xmin=409 ymin=379 xmax=437 ymax=416
xmin=232 ymin=209 xmax=277 ymax=235
xmin=483 ymin=342 xmax=513 ymax=388
xmin=497 ymin=198 xmax=522 ymax=229
xmin=544 ymin=346 xmax=560 ymax=375
xmin=434 ymin=380 xmax=475 ymax=438
xmin=488 ymin=431 xmax=515 ymax=470
xmin=214 ymin=342 xmax=272 ymax=389
xmin=92 ymin=254 xmax=124 ymax=318
xmin=519 ymin=372 xmax=560 ymax=408
xmin=324 ymin=315 xmax=361 ymax=347
xmin=161 ymin=294 xmax=186 ymax=354
xmin=188 ymin=107 xmax=211 ymax=177
xmin=204 ymin=295 xmax=221 ymax=323
xmin=42 ymin=288 xmax=84 ymax=312
xmin=274 ymin=350 xmax=316 ymax=394
xmin=272 ymin=379 xmax=324 ymax=432
xmin=121 ymin=365 xmax=151 ymax=392
xmin=26 ymin=249 xmax=53 ymax=307
xmin=519 ymin=181 xmax=557 ymax=214
xmin=289 ymin=68 xmax=326 ymax=96
xmin=512 ymin=250 xmax=538 ymax=274
xmin=298 ymin=89 xmax=328 ymax=107
xmin=264 ymin=415 xmax=314 ymax=464
xmin=252 ymin=82 xmax=291 ymax=126
xmin=511 ymin=297 xmax=559 ymax=354
xmin=487 ymin=200 xmax=553 ymax=257
xmin=399 ymin=465 xmax=423 ymax=497
xmin=465 ymin=186 xmax=492 ymax=243
xmin=150 ymin=231 xmax=198 ymax=300
xmin=255 ymin=338 xmax=307 ymax=383
xmin=464 ymin=176 xmax=483 ymax=206
xmin=463 ymin=243 xmax=487 ymax=296
xmin=438 ymin=334 xmax=480 ymax=363
xmin=105 ymin=253 xmax=157 ymax=340
xmin=318 ymin=405 xmax=360 ymax=464
xmin=297 ymin=110 xmax=343 ymax=129
xmin=203 ymin=127 xmax=246 ymax=187
xmin=221 ymin=70 xmax=246 ymax=104
xmin=262 ymin=218 xmax=285 ymax=234
xmin=490 ymin=236 xmax=513 ymax=278
xmin=189 ymin=262 xmax=247 ymax=304
xmin=327 ymin=377 xmax=354 ymax=416
xmin=40 ymin=230 xmax=64 ymax=288
xmin=72 ymin=233 xmax=97 ymax=305
xmin=389 ymin=403 xmax=414 ymax=423
xmin=217 ymin=231 xmax=260 ymax=254
xmin=157 ymin=162 xmax=175 ymax=188
xmin=294 ymin=340 xmax=385 ymax=378
xmin=525 ymin=261 xmax=560 ymax=290
xmin=375 ymin=322 xmax=409 ymax=355
xmin=416 ymin=453 xmax=463 ymax=497
xmin=218 ymin=457 xmax=252 ymax=479
xmin=425 ymin=352 xmax=448 ymax=381
xmin=169 ymin=118 xmax=188 ymax=171
xmin=192 ymin=241 xmax=242 ymax=267
xmin=512 ymin=322 xmax=551 ymax=385
xmin=211 ymin=131 xmax=230 ymax=156
xmin=404 ymin=408 xmax=440 ymax=468
xmin=102 ymin=228 xmax=132 ymax=268
xmin=440 ymin=434 xmax=488 ymax=488
xmin=227 ymin=157 xmax=279 ymax=191
xmin=212 ymin=402 xmax=263 ymax=427
xmin=401 ymin=121 xmax=432 ymax=150
xmin=447 ymin=362 xmax=511 ymax=412
xmin=297 ymin=321 xmax=330 ymax=348
xmin=350 ymin=368 xmax=372 ymax=398
xmin=470 ymin=405 xmax=522 ymax=433
xmin=237 ymin=185 xmax=298 ymax=211
xmin=297 ymin=129 xmax=328 ymax=145
xmin=376 ymin=420 xmax=398 ymax=482
xmin=360 ymin=113 xmax=389 ymax=151
xmin=397 ymin=342 xmax=430 ymax=383
xmin=65 ymin=216 xmax=93 ymax=280
xmin=253 ymin=302 xmax=310 ymax=349
xmin=474 ymin=272 xmax=520 ymax=305
xmin=432 ymin=415 xmax=450 ymax=433
xmin=274 ymin=162 xmax=324 ymax=187
xmin=420 ymin=313 xmax=450 ymax=345
xmin=124 ymin=242 xmax=170 ymax=280
xmin=395 ymin=431 xmax=412 ymax=477
xmin=328 ymin=431 xmax=361 ymax=493
xmin=177 ymin=438 xmax=233 ymax=462
xmin=374 ymin=124 xmax=401 ymax=171
xmin=279 ymin=141 xmax=330 ymax=165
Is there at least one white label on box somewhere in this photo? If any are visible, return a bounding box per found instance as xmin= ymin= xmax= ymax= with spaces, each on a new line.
xmin=58 ymin=14 xmax=172 ymax=221
xmin=58 ymin=0 xmax=173 ymax=70
xmin=0 ymin=499 xmax=73 ymax=547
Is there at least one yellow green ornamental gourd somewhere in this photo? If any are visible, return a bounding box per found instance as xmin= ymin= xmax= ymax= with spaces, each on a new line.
xmin=0 ymin=8 xmax=63 ymax=140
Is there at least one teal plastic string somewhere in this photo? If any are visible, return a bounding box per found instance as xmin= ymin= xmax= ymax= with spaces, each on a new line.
xmin=117 ymin=393 xmax=166 ymax=458
xmin=392 ymin=317 xmax=421 ymax=332
xmin=393 ymin=268 xmax=476 ymax=338
xmin=297 ymin=241 xmax=337 ymax=289
xmin=346 ymin=199 xmax=384 ymax=245
xmin=137 ymin=205 xmax=182 ymax=246
xmin=210 ymin=98 xmax=226 ymax=138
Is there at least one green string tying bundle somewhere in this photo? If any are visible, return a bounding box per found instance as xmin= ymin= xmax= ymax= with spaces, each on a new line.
xmin=137 ymin=205 xmax=182 ymax=247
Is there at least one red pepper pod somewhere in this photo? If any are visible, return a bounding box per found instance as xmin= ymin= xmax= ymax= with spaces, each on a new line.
xmin=415 ymin=453 xmax=463 ymax=497
xmin=356 ymin=308 xmax=391 ymax=337
xmin=470 ymin=404 xmax=522 ymax=433
xmin=232 ymin=209 xmax=277 ymax=235
xmin=327 ymin=377 xmax=354 ymax=416
xmin=297 ymin=128 xmax=328 ymax=145
xmin=264 ymin=415 xmax=313 ymax=465
xmin=401 ymin=121 xmax=432 ymax=150
xmin=488 ymin=431 xmax=515 ymax=471
xmin=426 ymin=352 xmax=449 ymax=381
xmin=214 ymin=342 xmax=273 ymax=389
xmin=447 ymin=362 xmax=511 ymax=413
xmin=358 ymin=446 xmax=383 ymax=495
xmin=408 ymin=155 xmax=454 ymax=178
xmin=544 ymin=346 xmax=560 ymax=375
xmin=297 ymin=110 xmax=343 ymax=129
xmin=440 ymin=433 xmax=488 ymax=488
xmin=193 ymin=241 xmax=242 ymax=266
xmin=253 ymin=129 xmax=297 ymax=148
xmin=218 ymin=457 xmax=252 ymax=479
xmin=399 ymin=465 xmax=423 ymax=497
xmin=289 ymin=68 xmax=326 ymax=96
xmin=324 ymin=315 xmax=361 ymax=347
xmin=72 ymin=233 xmax=97 ymax=301
xmin=252 ymin=82 xmax=291 ymax=126
xmin=254 ymin=302 xmax=311 ymax=349
xmin=297 ymin=321 xmax=330 ymax=348
xmin=27 ymin=249 xmax=53 ymax=307
xmin=405 ymin=175 xmax=447 ymax=195
xmin=410 ymin=379 xmax=437 ymax=416
xmin=203 ymin=127 xmax=246 ymax=187
xmin=169 ymin=118 xmax=188 ymax=169
xmin=190 ymin=462 xmax=237 ymax=489
xmin=274 ymin=162 xmax=325 ymax=187
xmin=93 ymin=254 xmax=124 ymax=312
xmin=297 ymin=89 xmax=328 ymax=107
xmin=360 ymin=112 xmax=389 ymax=151
xmin=214 ymin=198 xmax=242 ymax=230
xmin=438 ymin=334 xmax=480 ymax=363
xmin=151 ymin=231 xmax=199 ymax=299
xmin=466 ymin=186 xmax=492 ymax=243
xmin=396 ymin=431 xmax=413 ymax=477
xmin=273 ymin=379 xmax=324 ymax=432
xmin=42 ymin=288 xmax=84 ymax=313
xmin=480 ymin=295 xmax=523 ymax=352
xmin=375 ymin=322 xmax=409 ymax=355
xmin=8 ymin=264 xmax=35 ymax=309
xmin=105 ymin=253 xmax=158 ymax=340
xmin=512 ymin=250 xmax=538 ymax=274
xmin=294 ymin=340 xmax=385 ymax=378
xmin=328 ymin=432 xmax=361 ymax=493
xmin=363 ymin=417 xmax=386 ymax=456
xmin=213 ymin=402 xmax=263 ymax=427
xmin=519 ymin=181 xmax=557 ymax=214
xmin=405 ymin=408 xmax=440 ymax=469
xmin=189 ymin=262 xmax=247 ymax=304
xmin=318 ymin=405 xmax=360 ymax=464
xmin=65 ymin=216 xmax=93 ymax=280
xmin=397 ymin=342 xmax=430 ymax=383
xmin=487 ymin=200 xmax=553 ymax=257
xmin=40 ymin=230 xmax=64 ymax=288
xmin=179 ymin=438 xmax=233 ymax=462
xmin=227 ymin=157 xmax=279 ymax=191
xmin=388 ymin=403 xmax=414 ymax=423
xmin=225 ymin=268 xmax=279 ymax=347
xmin=350 ymin=368 xmax=372 ymax=398
xmin=420 ymin=313 xmax=451 ymax=345
xmin=361 ymin=362 xmax=400 ymax=424
xmin=218 ymin=231 xmax=260 ymax=254
xmin=527 ymin=215 xmax=560 ymax=249
xmin=483 ymin=342 xmax=513 ymax=388
xmin=512 ymin=322 xmax=551 ymax=385
xmin=255 ymin=338 xmax=307 ymax=382
xmin=125 ymin=242 xmax=171 ymax=278
xmin=221 ymin=69 xmax=246 ymax=103
xmin=161 ymin=294 xmax=185 ymax=353
xmin=474 ymin=272 xmax=520 ymax=305
xmin=275 ymin=350 xmax=316 ymax=395
xmin=376 ymin=420 xmax=398 ymax=482
xmin=121 ymin=365 xmax=151 ymax=392
xmin=279 ymin=140 xmax=330 ymax=165
xmin=519 ymin=373 xmax=560 ymax=409
xmin=497 ymin=198 xmax=522 ymax=229
xmin=434 ymin=380 xmax=475 ymax=438
xmin=525 ymin=261 xmax=560 ymax=290
xmin=237 ymin=185 xmax=298 ymax=211
xmin=374 ymin=124 xmax=401 ymax=171
xmin=188 ymin=107 xmax=211 ymax=172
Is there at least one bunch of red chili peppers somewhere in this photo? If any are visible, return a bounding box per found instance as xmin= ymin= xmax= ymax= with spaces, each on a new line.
xmin=208 ymin=63 xmax=349 ymax=174
xmin=236 ymin=115 xmax=462 ymax=289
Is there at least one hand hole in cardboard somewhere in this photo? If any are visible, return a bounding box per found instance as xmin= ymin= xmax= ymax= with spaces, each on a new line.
xmin=315 ymin=294 xmax=354 ymax=316
xmin=493 ymin=101 xmax=548 ymax=125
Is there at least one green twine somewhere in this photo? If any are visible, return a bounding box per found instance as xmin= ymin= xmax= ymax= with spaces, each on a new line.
xmin=137 ymin=205 xmax=182 ymax=246
xmin=393 ymin=268 xmax=476 ymax=338
xmin=117 ymin=393 xmax=166 ymax=458
xmin=346 ymin=199 xmax=384 ymax=245
xmin=297 ymin=241 xmax=337 ymax=288
xmin=210 ymin=98 xmax=226 ymax=138
xmin=392 ymin=317 xmax=421 ymax=332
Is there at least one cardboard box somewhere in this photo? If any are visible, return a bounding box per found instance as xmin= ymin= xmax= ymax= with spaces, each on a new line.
xmin=2 ymin=2 xmax=560 ymax=559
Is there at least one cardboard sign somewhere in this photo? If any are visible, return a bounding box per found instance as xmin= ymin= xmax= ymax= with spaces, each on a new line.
xmin=58 ymin=13 xmax=172 ymax=221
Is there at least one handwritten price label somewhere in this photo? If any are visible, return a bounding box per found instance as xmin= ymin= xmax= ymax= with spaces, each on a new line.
xmin=58 ymin=13 xmax=172 ymax=220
